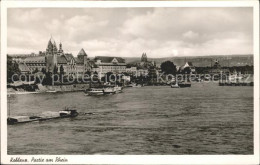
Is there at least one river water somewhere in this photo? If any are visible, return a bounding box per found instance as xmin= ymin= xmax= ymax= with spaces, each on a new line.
xmin=8 ymin=82 xmax=253 ymax=154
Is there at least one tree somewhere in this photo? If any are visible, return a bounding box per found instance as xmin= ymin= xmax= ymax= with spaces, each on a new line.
xmin=59 ymin=65 xmax=65 ymax=83
xmin=85 ymin=70 xmax=91 ymax=76
xmin=126 ymin=63 xmax=137 ymax=68
xmin=32 ymin=68 xmax=39 ymax=74
xmin=53 ymin=65 xmax=58 ymax=74
xmin=104 ymin=72 xmax=115 ymax=82
xmin=183 ymin=67 xmax=191 ymax=74
xmin=148 ymin=66 xmax=157 ymax=78
xmin=43 ymin=72 xmax=52 ymax=85
xmin=160 ymin=61 xmax=177 ymax=75
xmin=92 ymin=71 xmax=99 ymax=83
xmin=41 ymin=68 xmax=46 ymax=74
xmin=60 ymin=65 xmax=64 ymax=75
xmin=121 ymin=72 xmax=129 ymax=76
xmin=82 ymin=70 xmax=91 ymax=82
xmin=7 ymin=56 xmax=21 ymax=83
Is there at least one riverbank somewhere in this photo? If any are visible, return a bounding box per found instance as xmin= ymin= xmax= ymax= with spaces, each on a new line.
xmin=7 ymin=84 xmax=90 ymax=95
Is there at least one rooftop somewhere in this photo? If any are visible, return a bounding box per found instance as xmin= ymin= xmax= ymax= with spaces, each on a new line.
xmin=24 ymin=56 xmax=45 ymax=63
xmin=94 ymin=56 xmax=125 ymax=63
xmin=57 ymin=55 xmax=67 ymax=64
xmin=77 ymin=48 xmax=87 ymax=57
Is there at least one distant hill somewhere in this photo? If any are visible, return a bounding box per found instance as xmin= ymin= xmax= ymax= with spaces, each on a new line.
xmin=124 ymin=54 xmax=254 ymax=67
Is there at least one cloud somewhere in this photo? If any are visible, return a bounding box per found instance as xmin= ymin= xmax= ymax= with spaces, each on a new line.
xmin=8 ymin=8 xmax=44 ymax=24
xmin=7 ymin=7 xmax=253 ymax=57
xmin=121 ymin=8 xmax=252 ymax=41
xmin=183 ymin=31 xmax=199 ymax=39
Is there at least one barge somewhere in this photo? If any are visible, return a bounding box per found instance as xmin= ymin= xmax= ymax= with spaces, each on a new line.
xmin=7 ymin=109 xmax=78 ymax=125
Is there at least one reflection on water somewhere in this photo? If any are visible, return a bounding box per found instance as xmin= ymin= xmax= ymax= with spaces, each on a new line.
xmin=8 ymin=83 xmax=253 ymax=154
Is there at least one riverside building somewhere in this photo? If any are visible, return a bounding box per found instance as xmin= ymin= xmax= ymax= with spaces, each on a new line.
xmin=9 ymin=37 xmax=92 ymax=75
xmin=93 ymin=56 xmax=127 ymax=76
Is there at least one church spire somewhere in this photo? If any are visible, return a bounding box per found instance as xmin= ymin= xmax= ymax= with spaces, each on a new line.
xmin=46 ymin=36 xmax=58 ymax=55
xmin=141 ymin=52 xmax=147 ymax=62
xmin=58 ymin=42 xmax=63 ymax=55
xmin=46 ymin=38 xmax=53 ymax=54
xmin=52 ymin=41 xmax=57 ymax=53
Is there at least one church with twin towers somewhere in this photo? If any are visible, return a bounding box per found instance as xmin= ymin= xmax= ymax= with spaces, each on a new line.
xmin=9 ymin=36 xmax=129 ymax=76
xmin=11 ymin=36 xmax=94 ymax=76
xmin=45 ymin=36 xmax=92 ymax=75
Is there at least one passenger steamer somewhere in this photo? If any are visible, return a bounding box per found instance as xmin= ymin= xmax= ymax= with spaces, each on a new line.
xmin=84 ymin=85 xmax=123 ymax=96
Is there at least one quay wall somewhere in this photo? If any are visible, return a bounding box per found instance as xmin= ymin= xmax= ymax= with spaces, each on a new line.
xmin=8 ymin=84 xmax=90 ymax=94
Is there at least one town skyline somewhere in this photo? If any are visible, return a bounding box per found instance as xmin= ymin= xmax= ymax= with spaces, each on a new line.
xmin=8 ymin=8 xmax=253 ymax=57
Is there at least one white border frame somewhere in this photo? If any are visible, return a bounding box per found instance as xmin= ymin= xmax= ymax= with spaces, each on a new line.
xmin=1 ymin=1 xmax=259 ymax=164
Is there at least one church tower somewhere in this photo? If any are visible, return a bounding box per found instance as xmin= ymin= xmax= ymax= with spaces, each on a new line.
xmin=58 ymin=42 xmax=64 ymax=55
xmin=141 ymin=53 xmax=148 ymax=62
xmin=77 ymin=48 xmax=89 ymax=71
xmin=45 ymin=37 xmax=58 ymax=73
xmin=77 ymin=48 xmax=88 ymax=62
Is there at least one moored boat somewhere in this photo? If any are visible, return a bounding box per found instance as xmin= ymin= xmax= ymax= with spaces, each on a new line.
xmin=103 ymin=87 xmax=116 ymax=94
xmin=85 ymin=85 xmax=123 ymax=95
xmin=103 ymin=85 xmax=123 ymax=94
xmin=46 ymin=90 xmax=57 ymax=93
xmin=171 ymin=83 xmax=180 ymax=88
xmin=127 ymin=83 xmax=142 ymax=87
xmin=85 ymin=88 xmax=104 ymax=96
xmin=59 ymin=109 xmax=78 ymax=117
xmin=113 ymin=85 xmax=123 ymax=93
xmin=178 ymin=82 xmax=191 ymax=88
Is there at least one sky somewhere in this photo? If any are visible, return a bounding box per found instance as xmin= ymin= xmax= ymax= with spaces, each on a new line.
xmin=7 ymin=7 xmax=253 ymax=58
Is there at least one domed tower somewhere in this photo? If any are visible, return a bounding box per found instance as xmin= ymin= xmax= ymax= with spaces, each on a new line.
xmin=45 ymin=37 xmax=58 ymax=73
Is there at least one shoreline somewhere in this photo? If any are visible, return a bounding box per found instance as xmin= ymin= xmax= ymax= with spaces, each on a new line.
xmin=7 ymin=81 xmax=254 ymax=95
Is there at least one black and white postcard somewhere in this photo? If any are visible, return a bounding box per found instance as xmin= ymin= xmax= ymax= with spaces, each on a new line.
xmin=1 ymin=0 xmax=259 ymax=164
